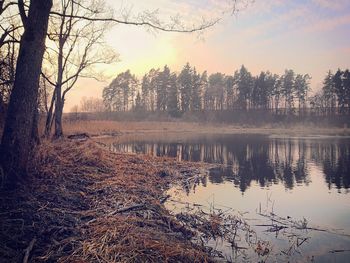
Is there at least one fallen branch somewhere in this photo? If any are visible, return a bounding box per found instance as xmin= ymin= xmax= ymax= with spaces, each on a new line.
xmin=329 ymin=249 xmax=350 ymax=253
xmin=109 ymin=204 xmax=146 ymax=215
xmin=160 ymin=195 xmax=171 ymax=204
xmin=23 ymin=238 xmax=36 ymax=263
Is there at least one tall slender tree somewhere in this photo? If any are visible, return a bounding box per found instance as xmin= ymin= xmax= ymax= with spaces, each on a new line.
xmin=322 ymin=71 xmax=335 ymax=115
xmin=333 ymin=69 xmax=345 ymax=114
xmin=141 ymin=74 xmax=151 ymax=111
xmin=191 ymin=68 xmax=202 ymax=111
xmin=156 ymin=66 xmax=171 ymax=111
xmin=343 ymin=69 xmax=350 ymax=114
xmin=167 ymin=73 xmax=179 ymax=116
xmin=201 ymin=71 xmax=210 ymax=110
xmin=208 ymin=72 xmax=225 ymax=110
xmin=281 ymin=69 xmax=295 ymax=114
xmin=237 ymin=65 xmax=253 ymax=110
xmin=294 ymin=74 xmax=310 ymax=115
xmin=178 ymin=63 xmax=192 ymax=112
xmin=225 ymin=75 xmax=235 ymax=110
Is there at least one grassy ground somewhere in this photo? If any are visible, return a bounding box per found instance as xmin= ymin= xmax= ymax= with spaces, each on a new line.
xmin=62 ymin=120 xmax=350 ymax=137
xmin=0 ymin=139 xmax=212 ymax=263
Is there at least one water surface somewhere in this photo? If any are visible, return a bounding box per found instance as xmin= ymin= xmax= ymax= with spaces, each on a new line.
xmin=106 ymin=134 xmax=350 ymax=262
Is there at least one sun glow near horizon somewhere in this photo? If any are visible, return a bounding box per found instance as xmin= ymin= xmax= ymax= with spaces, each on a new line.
xmin=65 ymin=0 xmax=350 ymax=112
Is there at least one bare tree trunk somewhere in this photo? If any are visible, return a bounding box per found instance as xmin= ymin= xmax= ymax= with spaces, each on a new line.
xmin=0 ymin=0 xmax=52 ymax=188
xmin=44 ymin=91 xmax=56 ymax=137
xmin=53 ymin=32 xmax=65 ymax=139
xmin=31 ymin=106 xmax=40 ymax=146
xmin=54 ymin=85 xmax=63 ymax=138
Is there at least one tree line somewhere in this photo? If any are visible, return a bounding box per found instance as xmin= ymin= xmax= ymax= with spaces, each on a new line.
xmin=102 ymin=64 xmax=350 ymax=116
xmin=310 ymin=69 xmax=350 ymax=116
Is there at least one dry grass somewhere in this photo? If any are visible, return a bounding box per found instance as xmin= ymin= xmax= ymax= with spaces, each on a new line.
xmin=62 ymin=120 xmax=205 ymax=136
xmin=62 ymin=120 xmax=350 ymax=138
xmin=0 ymin=139 xmax=211 ymax=263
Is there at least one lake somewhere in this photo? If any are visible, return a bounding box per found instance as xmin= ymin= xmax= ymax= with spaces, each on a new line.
xmin=106 ymin=133 xmax=350 ymax=262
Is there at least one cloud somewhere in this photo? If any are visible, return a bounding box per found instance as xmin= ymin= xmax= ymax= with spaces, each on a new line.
xmin=311 ymin=0 xmax=350 ymax=10
xmin=240 ymin=6 xmax=309 ymax=40
xmin=240 ymin=0 xmax=284 ymax=15
xmin=304 ymin=14 xmax=350 ymax=33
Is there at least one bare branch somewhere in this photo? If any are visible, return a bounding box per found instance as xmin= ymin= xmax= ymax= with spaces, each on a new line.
xmin=0 ymin=25 xmax=21 ymax=48
xmin=0 ymin=1 xmax=17 ymax=16
xmin=0 ymin=80 xmax=14 ymax=86
xmin=49 ymin=11 xmax=222 ymax=33
xmin=40 ymin=72 xmax=56 ymax=87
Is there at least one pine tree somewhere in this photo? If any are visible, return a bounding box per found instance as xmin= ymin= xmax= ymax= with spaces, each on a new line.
xmin=225 ymin=76 xmax=235 ymax=110
xmin=134 ymin=91 xmax=143 ymax=112
xmin=141 ymin=74 xmax=151 ymax=111
xmin=208 ymin=73 xmax=225 ymax=110
xmin=102 ymin=70 xmax=137 ymax=112
xmin=149 ymin=68 xmax=160 ymax=112
xmin=333 ymin=69 xmax=345 ymax=113
xmin=237 ymin=65 xmax=254 ymax=110
xmin=191 ymin=67 xmax=202 ymax=111
xmin=281 ymin=69 xmax=295 ymax=114
xmin=178 ymin=63 xmax=192 ymax=112
xmin=201 ymin=71 xmax=209 ymax=110
xmin=167 ymin=73 xmax=179 ymax=116
xmin=156 ymin=66 xmax=171 ymax=111
xmin=343 ymin=69 xmax=350 ymax=114
xmin=294 ymin=74 xmax=311 ymax=115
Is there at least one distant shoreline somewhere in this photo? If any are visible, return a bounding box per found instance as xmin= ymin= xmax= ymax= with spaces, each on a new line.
xmin=62 ymin=120 xmax=350 ymax=138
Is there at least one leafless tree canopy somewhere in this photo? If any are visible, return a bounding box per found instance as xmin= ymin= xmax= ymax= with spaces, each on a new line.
xmin=49 ymin=0 xmax=241 ymax=33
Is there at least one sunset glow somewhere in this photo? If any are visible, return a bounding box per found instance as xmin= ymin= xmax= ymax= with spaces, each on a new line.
xmin=65 ymin=0 xmax=350 ymax=111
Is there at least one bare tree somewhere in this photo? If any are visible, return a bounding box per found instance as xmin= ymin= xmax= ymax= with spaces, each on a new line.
xmin=80 ymin=96 xmax=106 ymax=112
xmin=42 ymin=0 xmax=117 ymax=138
xmin=0 ymin=0 xmax=52 ymax=188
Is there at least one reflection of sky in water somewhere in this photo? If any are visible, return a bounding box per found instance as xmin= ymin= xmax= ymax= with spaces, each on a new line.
xmin=107 ymin=134 xmax=350 ymax=262
xmin=165 ymin=168 xmax=350 ymax=262
xmin=169 ymin=167 xmax=350 ymax=230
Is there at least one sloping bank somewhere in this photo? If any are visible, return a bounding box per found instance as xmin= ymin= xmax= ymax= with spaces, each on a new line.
xmin=0 ymin=139 xmax=212 ymax=263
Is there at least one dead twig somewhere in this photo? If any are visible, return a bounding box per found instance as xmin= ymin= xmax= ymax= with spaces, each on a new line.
xmin=23 ymin=238 xmax=36 ymax=263
xmin=109 ymin=204 xmax=146 ymax=215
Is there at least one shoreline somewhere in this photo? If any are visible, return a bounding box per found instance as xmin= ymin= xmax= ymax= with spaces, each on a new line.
xmin=0 ymin=139 xmax=213 ymax=262
xmin=62 ymin=120 xmax=350 ymax=138
xmin=2 ymin=121 xmax=349 ymax=262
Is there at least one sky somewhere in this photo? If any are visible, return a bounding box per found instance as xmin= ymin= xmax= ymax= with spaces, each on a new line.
xmin=65 ymin=0 xmax=350 ymax=111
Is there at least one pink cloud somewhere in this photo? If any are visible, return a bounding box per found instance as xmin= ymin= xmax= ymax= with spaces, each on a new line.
xmin=304 ymin=14 xmax=350 ymax=33
xmin=241 ymin=6 xmax=309 ymax=39
xmin=311 ymin=0 xmax=350 ymax=10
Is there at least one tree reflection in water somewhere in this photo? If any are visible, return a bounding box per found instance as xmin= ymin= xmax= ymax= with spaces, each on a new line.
xmin=110 ymin=135 xmax=350 ymax=193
